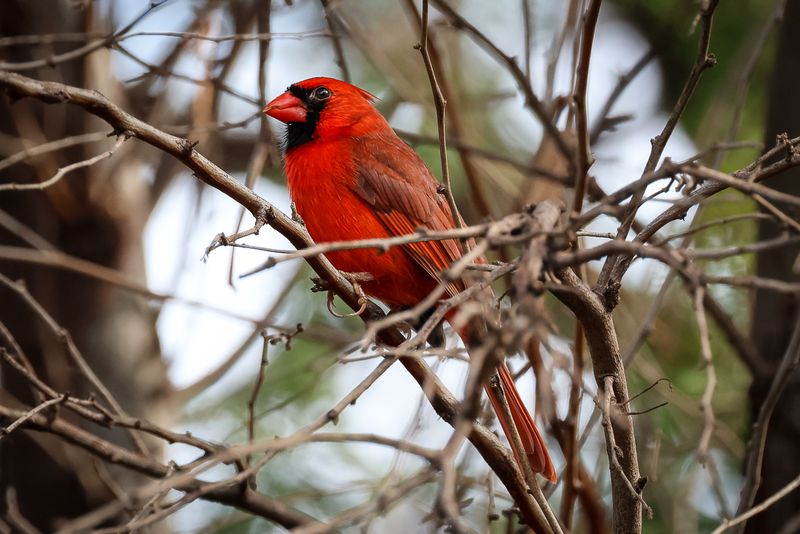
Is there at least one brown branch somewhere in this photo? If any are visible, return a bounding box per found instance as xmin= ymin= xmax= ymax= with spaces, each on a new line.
xmin=235 ymin=212 xmax=554 ymax=274
xmin=4 ymin=488 xmax=39 ymax=534
xmin=412 ymin=0 xmax=466 ymax=232
xmin=544 ymin=0 xmax=581 ymax=105
xmin=0 ymin=395 xmax=66 ymax=438
xmin=635 ymin=151 xmax=800 ymax=249
xmin=693 ymin=287 xmax=716 ymax=461
xmin=574 ymin=150 xmax=791 ymax=378
xmin=396 ymin=128 xmax=570 ymax=185
xmin=0 ymin=131 xmax=110 ymax=172
xmin=319 ymin=0 xmax=351 ymax=82
xmin=404 ymin=0 xmax=493 ymax=219
xmin=571 ymin=0 xmax=602 ymax=217
xmin=590 ymin=49 xmax=655 ymax=144
xmin=0 ymin=245 xmax=261 ymax=323
xmin=674 ymin=162 xmax=800 ymax=208
xmin=559 ymin=320 xmax=585 ymax=529
xmin=600 ymin=376 xmax=653 ymax=518
xmin=247 ymin=333 xmax=270 ymax=459
xmin=572 ymin=136 xmax=800 ymax=247
xmin=488 ymin=377 xmax=557 ymax=534
xmin=227 ymin=0 xmax=275 ymax=286
xmin=551 ymin=268 xmax=644 ymax=534
xmin=114 ymin=43 xmax=259 ymax=107
xmin=521 ymin=0 xmax=533 ymax=81
xmin=0 ymin=405 xmax=322 ymax=529
xmin=0 ymin=272 xmax=150 ymax=455
xmin=0 ymin=135 xmax=125 ymax=191
xmin=717 ymin=471 xmax=800 ymax=534
xmin=109 ymin=29 xmax=333 ymax=44
xmin=751 ymin=193 xmax=800 ymax=234
xmin=703 ymin=275 xmax=800 ymax=294
xmin=430 ymin=0 xmax=574 ymax=166
xmin=0 ymin=346 xmax=221 ymax=457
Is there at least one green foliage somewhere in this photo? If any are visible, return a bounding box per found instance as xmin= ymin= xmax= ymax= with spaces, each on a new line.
xmin=614 ymin=0 xmax=776 ymax=147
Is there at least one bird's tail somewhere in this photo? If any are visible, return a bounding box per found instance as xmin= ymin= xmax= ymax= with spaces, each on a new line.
xmin=485 ymin=362 xmax=557 ymax=483
xmin=451 ymin=312 xmax=556 ymax=483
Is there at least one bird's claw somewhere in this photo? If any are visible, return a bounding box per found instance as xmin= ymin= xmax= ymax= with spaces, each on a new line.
xmin=342 ymin=272 xmax=375 ymax=283
xmin=326 ymin=272 xmax=373 ymax=318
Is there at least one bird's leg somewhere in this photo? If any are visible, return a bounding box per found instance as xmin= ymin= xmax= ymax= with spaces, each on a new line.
xmin=290 ymin=202 xmax=305 ymax=225
xmin=326 ymin=271 xmax=374 ymax=318
xmin=412 ymin=307 xmax=446 ymax=348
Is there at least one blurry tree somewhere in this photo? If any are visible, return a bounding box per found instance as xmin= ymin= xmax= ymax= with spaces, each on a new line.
xmin=746 ymin=0 xmax=800 ymax=531
xmin=0 ymin=1 xmax=171 ymax=529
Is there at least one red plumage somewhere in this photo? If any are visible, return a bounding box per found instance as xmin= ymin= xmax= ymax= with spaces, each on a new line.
xmin=265 ymin=77 xmax=556 ymax=482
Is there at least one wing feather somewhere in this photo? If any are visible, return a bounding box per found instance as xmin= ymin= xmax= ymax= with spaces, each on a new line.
xmin=350 ymin=135 xmax=464 ymax=296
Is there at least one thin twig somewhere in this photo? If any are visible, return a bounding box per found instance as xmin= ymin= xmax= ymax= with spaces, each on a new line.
xmin=694 ymin=286 xmax=716 ymax=461
xmin=0 ymin=404 xmax=321 ymax=529
xmin=0 ymin=1 xmax=169 ymax=71
xmin=415 ymin=0 xmax=464 ymax=235
xmin=0 ymin=395 xmax=66 ymax=438
xmin=430 ymin=0 xmax=574 ymax=165
xmin=590 ymin=49 xmax=655 ymax=143
xmin=717 ymin=471 xmax=800 ymax=534
xmin=600 ymin=376 xmax=653 ymax=519
xmin=571 ymin=0 xmax=602 ymax=217
xmin=0 ymin=245 xmax=261 ymax=323
xmin=736 ymin=317 xmax=800 ymax=521
xmin=0 ymin=273 xmax=150 ymax=455
xmin=320 ymin=0 xmax=351 ymax=82
xmin=247 ymin=332 xmax=271 ymax=456
xmin=0 ymin=136 xmax=126 ymax=192
xmin=0 ymin=131 xmax=110 ymax=173
xmin=488 ymin=376 xmax=556 ymax=534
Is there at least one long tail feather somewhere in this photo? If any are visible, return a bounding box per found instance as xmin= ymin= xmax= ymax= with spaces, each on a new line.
xmin=485 ymin=363 xmax=557 ymax=483
xmin=451 ymin=309 xmax=556 ymax=482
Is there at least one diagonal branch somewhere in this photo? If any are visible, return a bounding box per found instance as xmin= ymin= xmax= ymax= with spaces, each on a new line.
xmin=0 ymin=404 xmax=322 ymax=529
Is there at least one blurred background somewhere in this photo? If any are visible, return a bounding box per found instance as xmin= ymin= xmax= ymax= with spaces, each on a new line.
xmin=1 ymin=0 xmax=797 ymax=532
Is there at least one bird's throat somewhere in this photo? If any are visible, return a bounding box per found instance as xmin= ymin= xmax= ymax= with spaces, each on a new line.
xmin=285 ymin=113 xmax=319 ymax=151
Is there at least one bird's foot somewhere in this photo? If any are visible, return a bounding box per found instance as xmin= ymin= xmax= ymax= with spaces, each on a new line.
xmin=341 ymin=272 xmax=375 ymax=283
xmin=326 ymin=271 xmax=374 ymax=318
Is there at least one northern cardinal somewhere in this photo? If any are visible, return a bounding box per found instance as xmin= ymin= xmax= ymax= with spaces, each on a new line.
xmin=265 ymin=77 xmax=556 ymax=482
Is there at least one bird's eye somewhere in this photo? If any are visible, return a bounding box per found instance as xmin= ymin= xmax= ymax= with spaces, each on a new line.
xmin=311 ymin=86 xmax=331 ymax=101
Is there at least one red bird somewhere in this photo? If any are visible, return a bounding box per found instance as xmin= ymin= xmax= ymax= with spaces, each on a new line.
xmin=265 ymin=77 xmax=556 ymax=482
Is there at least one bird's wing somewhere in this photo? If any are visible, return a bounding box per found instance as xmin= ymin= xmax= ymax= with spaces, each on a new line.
xmin=350 ymin=135 xmax=465 ymax=296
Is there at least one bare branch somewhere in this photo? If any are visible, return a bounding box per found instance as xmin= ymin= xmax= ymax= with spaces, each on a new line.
xmin=717 ymin=471 xmax=800 ymax=534
xmin=0 ymin=135 xmax=126 ymax=192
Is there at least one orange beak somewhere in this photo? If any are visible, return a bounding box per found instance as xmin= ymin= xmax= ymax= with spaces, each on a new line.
xmin=263 ymin=92 xmax=307 ymax=123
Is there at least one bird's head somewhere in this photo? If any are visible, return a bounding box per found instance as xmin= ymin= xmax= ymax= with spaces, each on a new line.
xmin=264 ymin=77 xmax=380 ymax=150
